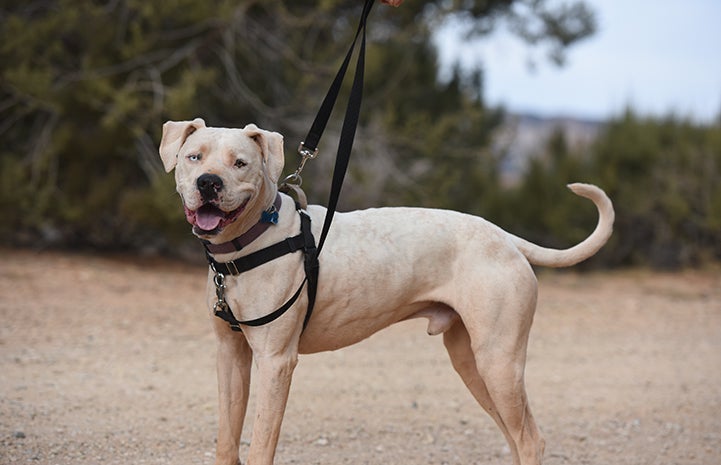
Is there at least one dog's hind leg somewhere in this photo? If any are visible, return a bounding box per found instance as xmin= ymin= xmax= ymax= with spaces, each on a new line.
xmin=214 ymin=322 xmax=253 ymax=465
xmin=445 ymin=317 xmax=545 ymax=465
xmin=443 ymin=321 xmax=522 ymax=465
xmin=445 ymin=264 xmax=545 ymax=465
xmin=476 ymin=353 xmax=544 ymax=465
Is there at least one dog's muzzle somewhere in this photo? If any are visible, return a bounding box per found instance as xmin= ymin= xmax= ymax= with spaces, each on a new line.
xmin=186 ymin=173 xmax=249 ymax=235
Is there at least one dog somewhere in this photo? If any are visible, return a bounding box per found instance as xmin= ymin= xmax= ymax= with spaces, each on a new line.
xmin=158 ymin=118 xmax=614 ymax=465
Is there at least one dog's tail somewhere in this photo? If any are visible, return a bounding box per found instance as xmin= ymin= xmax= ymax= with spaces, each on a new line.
xmin=510 ymin=183 xmax=615 ymax=268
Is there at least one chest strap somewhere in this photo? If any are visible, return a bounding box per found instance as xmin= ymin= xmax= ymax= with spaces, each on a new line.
xmin=206 ymin=209 xmax=318 ymax=332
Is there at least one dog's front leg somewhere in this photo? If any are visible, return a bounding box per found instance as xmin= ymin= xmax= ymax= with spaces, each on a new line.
xmin=245 ymin=352 xmax=298 ymax=465
xmin=214 ymin=324 xmax=253 ymax=465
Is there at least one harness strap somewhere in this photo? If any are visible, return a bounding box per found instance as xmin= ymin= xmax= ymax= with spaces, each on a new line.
xmin=207 ymin=230 xmax=305 ymax=276
xmin=210 ymin=209 xmax=318 ymax=332
xmin=300 ymin=212 xmax=319 ymax=329
xmin=216 ymin=281 xmax=307 ymax=330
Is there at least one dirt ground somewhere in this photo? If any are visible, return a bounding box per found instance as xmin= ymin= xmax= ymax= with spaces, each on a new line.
xmin=1 ymin=248 xmax=720 ymax=465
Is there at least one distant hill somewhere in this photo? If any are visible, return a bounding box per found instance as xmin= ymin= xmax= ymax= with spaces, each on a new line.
xmin=493 ymin=113 xmax=603 ymax=184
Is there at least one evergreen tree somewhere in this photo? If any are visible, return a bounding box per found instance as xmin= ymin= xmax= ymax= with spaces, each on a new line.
xmin=0 ymin=0 xmax=596 ymax=252
xmin=504 ymin=110 xmax=721 ymax=269
xmin=591 ymin=110 xmax=721 ymax=267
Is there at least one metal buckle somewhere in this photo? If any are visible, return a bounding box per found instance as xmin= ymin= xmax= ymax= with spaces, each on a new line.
xmin=226 ymin=260 xmax=240 ymax=276
xmin=213 ymin=300 xmax=229 ymax=314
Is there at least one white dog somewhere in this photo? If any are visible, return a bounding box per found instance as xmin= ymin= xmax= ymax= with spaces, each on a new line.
xmin=158 ymin=118 xmax=614 ymax=465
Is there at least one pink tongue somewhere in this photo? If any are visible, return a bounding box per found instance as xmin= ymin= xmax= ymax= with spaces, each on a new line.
xmin=196 ymin=206 xmax=224 ymax=231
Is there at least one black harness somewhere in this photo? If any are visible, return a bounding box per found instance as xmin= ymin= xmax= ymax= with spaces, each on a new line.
xmin=205 ymin=206 xmax=318 ymax=332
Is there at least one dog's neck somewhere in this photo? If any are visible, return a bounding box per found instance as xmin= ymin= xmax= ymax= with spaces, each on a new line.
xmin=202 ymin=192 xmax=281 ymax=254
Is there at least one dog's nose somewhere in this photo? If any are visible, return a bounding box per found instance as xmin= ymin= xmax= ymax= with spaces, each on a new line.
xmin=197 ymin=173 xmax=223 ymax=201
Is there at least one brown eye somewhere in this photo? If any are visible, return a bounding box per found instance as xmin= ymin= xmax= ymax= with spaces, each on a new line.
xmin=234 ymin=159 xmax=247 ymax=168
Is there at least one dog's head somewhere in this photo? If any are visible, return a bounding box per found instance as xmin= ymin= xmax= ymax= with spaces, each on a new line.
xmin=158 ymin=118 xmax=285 ymax=240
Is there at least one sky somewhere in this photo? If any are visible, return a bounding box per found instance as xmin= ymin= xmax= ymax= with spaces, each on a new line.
xmin=435 ymin=0 xmax=721 ymax=123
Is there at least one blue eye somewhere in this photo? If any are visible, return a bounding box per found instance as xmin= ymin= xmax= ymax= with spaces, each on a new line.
xmin=188 ymin=153 xmax=202 ymax=162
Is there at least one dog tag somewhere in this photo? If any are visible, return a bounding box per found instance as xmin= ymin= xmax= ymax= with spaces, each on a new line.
xmin=261 ymin=209 xmax=279 ymax=224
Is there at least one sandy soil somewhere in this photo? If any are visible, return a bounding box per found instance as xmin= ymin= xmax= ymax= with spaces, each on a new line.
xmin=1 ymin=249 xmax=720 ymax=465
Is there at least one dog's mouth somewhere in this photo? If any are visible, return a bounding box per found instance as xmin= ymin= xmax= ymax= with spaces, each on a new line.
xmin=184 ymin=199 xmax=249 ymax=235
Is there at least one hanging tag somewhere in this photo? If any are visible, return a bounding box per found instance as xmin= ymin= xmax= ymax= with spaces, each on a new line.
xmin=261 ymin=208 xmax=279 ymax=224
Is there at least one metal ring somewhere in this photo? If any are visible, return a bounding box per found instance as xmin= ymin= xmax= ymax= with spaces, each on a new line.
xmin=281 ymin=172 xmax=303 ymax=187
xmin=213 ymin=272 xmax=226 ymax=288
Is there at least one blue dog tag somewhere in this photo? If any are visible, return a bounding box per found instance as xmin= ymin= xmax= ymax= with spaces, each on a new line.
xmin=261 ymin=209 xmax=279 ymax=224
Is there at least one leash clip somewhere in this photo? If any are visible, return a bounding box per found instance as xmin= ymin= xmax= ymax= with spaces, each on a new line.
xmin=212 ymin=271 xmax=242 ymax=332
xmin=213 ymin=271 xmax=227 ymax=303
xmin=280 ymin=142 xmax=320 ymax=188
xmin=298 ymin=141 xmax=319 ymax=160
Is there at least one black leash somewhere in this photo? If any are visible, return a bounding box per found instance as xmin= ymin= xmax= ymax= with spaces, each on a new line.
xmin=302 ymin=0 xmax=374 ymax=253
xmin=209 ymin=0 xmax=374 ymax=332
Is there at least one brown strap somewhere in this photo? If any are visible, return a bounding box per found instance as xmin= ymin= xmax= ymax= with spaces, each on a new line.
xmin=279 ymin=183 xmax=308 ymax=210
xmin=203 ymin=194 xmax=282 ymax=254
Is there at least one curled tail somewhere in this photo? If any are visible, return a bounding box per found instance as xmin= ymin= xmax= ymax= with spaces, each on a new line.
xmin=511 ymin=183 xmax=614 ymax=268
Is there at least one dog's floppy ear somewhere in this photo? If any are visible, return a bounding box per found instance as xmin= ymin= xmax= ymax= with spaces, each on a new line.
xmin=158 ymin=118 xmax=206 ymax=172
xmin=243 ymin=123 xmax=285 ymax=184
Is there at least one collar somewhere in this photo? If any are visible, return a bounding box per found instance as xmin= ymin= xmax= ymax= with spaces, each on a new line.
xmin=202 ymin=193 xmax=282 ymax=254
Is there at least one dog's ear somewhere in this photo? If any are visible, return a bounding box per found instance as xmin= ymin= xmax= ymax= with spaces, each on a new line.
xmin=158 ymin=118 xmax=206 ymax=172
xmin=243 ymin=123 xmax=285 ymax=184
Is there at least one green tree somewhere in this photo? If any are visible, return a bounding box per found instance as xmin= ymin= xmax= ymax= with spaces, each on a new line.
xmin=591 ymin=110 xmax=721 ymax=268
xmin=0 ymin=0 xmax=596 ymax=253
xmin=501 ymin=127 xmax=595 ymax=250
xmin=501 ymin=110 xmax=721 ymax=269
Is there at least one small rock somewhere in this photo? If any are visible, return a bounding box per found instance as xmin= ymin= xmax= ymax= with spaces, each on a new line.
xmin=14 ymin=431 xmax=26 ymax=439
